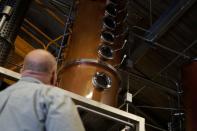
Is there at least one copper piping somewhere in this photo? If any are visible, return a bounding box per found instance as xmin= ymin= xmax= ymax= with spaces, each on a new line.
xmin=45 ymin=35 xmax=62 ymax=49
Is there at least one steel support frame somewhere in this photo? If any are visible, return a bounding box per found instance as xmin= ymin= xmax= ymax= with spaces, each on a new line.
xmin=120 ymin=69 xmax=177 ymax=96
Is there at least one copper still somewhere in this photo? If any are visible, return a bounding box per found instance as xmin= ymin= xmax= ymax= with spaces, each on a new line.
xmin=58 ymin=0 xmax=127 ymax=107
xmin=182 ymin=58 xmax=197 ymax=131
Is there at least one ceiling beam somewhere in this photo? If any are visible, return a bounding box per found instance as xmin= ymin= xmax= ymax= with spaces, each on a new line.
xmin=129 ymin=72 xmax=177 ymax=96
xmin=131 ymin=0 xmax=196 ymax=64
xmin=146 ymin=0 xmax=196 ymax=42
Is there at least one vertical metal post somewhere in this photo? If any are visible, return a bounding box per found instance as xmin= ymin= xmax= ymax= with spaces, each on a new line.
xmin=57 ymin=1 xmax=74 ymax=65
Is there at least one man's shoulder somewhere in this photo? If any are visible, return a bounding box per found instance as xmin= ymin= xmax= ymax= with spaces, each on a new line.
xmin=2 ymin=80 xmax=67 ymax=98
xmin=42 ymin=85 xmax=67 ymax=95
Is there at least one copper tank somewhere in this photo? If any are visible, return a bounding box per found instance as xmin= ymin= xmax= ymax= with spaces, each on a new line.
xmin=182 ymin=58 xmax=197 ymax=131
xmin=58 ymin=0 xmax=127 ymax=107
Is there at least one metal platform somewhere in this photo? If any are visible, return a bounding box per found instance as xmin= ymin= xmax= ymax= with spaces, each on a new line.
xmin=0 ymin=66 xmax=145 ymax=131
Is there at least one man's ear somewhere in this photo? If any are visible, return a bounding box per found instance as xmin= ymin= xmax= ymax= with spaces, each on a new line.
xmin=50 ymin=70 xmax=57 ymax=86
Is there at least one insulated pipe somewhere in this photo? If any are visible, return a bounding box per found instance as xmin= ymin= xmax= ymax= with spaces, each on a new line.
xmin=0 ymin=0 xmax=32 ymax=66
xmin=182 ymin=58 xmax=197 ymax=131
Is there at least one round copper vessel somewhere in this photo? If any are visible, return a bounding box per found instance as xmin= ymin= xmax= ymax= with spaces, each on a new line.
xmin=58 ymin=59 xmax=121 ymax=107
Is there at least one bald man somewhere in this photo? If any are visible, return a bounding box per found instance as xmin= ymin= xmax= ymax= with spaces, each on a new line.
xmin=0 ymin=49 xmax=85 ymax=131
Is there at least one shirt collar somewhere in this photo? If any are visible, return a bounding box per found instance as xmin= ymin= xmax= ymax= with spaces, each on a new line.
xmin=19 ymin=77 xmax=43 ymax=84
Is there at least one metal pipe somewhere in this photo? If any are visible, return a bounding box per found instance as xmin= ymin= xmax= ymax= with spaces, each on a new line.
xmin=118 ymin=102 xmax=125 ymax=109
xmin=146 ymin=123 xmax=168 ymax=131
xmin=159 ymin=74 xmax=184 ymax=131
xmin=132 ymin=26 xmax=151 ymax=33
xmin=46 ymin=35 xmax=62 ymax=49
xmin=119 ymin=69 xmax=177 ymax=96
xmin=133 ymin=86 xmax=146 ymax=98
xmin=149 ymin=0 xmax=152 ymax=26
xmin=136 ymin=105 xmax=183 ymax=111
xmin=133 ymin=33 xmax=191 ymax=59
xmin=154 ymin=42 xmax=190 ymax=59
xmin=113 ymin=54 xmax=127 ymax=68
xmin=114 ymin=40 xmax=127 ymax=51
xmin=176 ymin=82 xmax=184 ymax=131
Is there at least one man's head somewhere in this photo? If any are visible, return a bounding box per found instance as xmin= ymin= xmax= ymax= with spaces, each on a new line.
xmin=21 ymin=49 xmax=57 ymax=86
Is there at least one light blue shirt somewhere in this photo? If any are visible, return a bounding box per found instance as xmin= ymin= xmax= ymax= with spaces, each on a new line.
xmin=0 ymin=77 xmax=85 ymax=131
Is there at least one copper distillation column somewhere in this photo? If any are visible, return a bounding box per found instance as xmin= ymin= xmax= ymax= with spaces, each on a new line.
xmin=58 ymin=0 xmax=128 ymax=107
